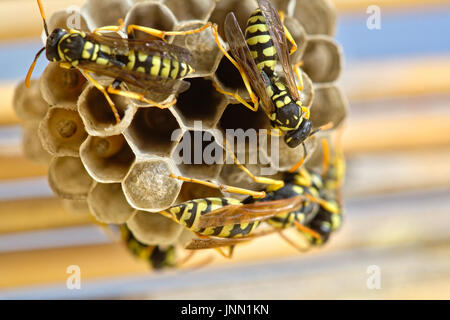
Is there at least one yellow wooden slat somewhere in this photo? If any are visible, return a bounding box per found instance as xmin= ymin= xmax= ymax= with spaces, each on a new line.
xmin=0 ymin=197 xmax=91 ymax=234
xmin=0 ymin=0 xmax=84 ymax=41
xmin=0 ymin=83 xmax=19 ymax=125
xmin=343 ymin=114 xmax=450 ymax=154
xmin=333 ymin=0 xmax=450 ymax=12
xmin=342 ymin=57 xmax=450 ymax=101
xmin=0 ymin=0 xmax=448 ymax=41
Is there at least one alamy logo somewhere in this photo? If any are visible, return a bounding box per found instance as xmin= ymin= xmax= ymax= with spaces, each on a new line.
xmin=366 ymin=5 xmax=382 ymax=30
xmin=171 ymin=121 xmax=280 ymax=175
xmin=366 ymin=265 xmax=381 ymax=290
xmin=66 ymin=265 xmax=81 ymax=290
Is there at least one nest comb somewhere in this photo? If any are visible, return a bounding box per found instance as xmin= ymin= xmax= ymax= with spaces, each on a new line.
xmin=14 ymin=0 xmax=348 ymax=250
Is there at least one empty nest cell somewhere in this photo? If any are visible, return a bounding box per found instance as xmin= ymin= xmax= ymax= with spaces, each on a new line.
xmin=78 ymin=84 xmax=136 ymax=136
xmin=88 ymin=182 xmax=136 ymax=224
xmin=80 ymin=134 xmax=135 ymax=182
xmin=125 ymin=107 xmax=181 ymax=157
xmin=175 ymin=77 xmax=225 ymax=128
xmin=40 ymin=63 xmax=87 ymax=106
xmin=173 ymin=130 xmax=224 ymax=180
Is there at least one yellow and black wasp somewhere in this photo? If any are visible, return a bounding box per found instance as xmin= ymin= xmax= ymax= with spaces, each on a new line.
xmin=180 ymin=137 xmax=344 ymax=256
xmin=211 ymin=0 xmax=329 ymax=151
xmin=26 ymin=0 xmax=211 ymax=123
xmin=120 ymin=225 xmax=177 ymax=270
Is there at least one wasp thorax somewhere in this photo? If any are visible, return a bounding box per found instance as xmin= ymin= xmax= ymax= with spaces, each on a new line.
xmin=58 ymin=33 xmax=86 ymax=63
xmin=46 ymin=28 xmax=69 ymax=62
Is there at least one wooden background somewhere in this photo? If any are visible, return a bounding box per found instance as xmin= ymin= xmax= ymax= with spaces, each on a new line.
xmin=0 ymin=0 xmax=449 ymax=299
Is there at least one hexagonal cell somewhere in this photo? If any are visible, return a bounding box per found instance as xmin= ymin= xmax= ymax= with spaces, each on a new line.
xmin=81 ymin=0 xmax=132 ymax=30
xmin=218 ymin=103 xmax=271 ymax=144
xmin=40 ymin=63 xmax=87 ymax=106
xmin=310 ymin=84 xmax=348 ymax=130
xmin=13 ymin=80 xmax=49 ymax=122
xmin=302 ymin=36 xmax=342 ymax=84
xmin=171 ymin=21 xmax=222 ymax=76
xmin=88 ymin=182 xmax=136 ymax=223
xmin=125 ymin=107 xmax=181 ymax=157
xmin=177 ymin=181 xmax=223 ymax=203
xmin=47 ymin=8 xmax=89 ymax=33
xmin=80 ymin=134 xmax=135 ymax=182
xmin=48 ymin=156 xmax=94 ymax=200
xmin=209 ymin=0 xmax=257 ymax=39
xmin=127 ymin=211 xmax=183 ymax=245
xmin=78 ymin=84 xmax=136 ymax=136
xmin=124 ymin=2 xmax=177 ymax=41
xmin=123 ymin=158 xmax=182 ymax=211
xmin=214 ymin=56 xmax=247 ymax=94
xmin=172 ymin=130 xmax=224 ymax=179
xmin=39 ymin=103 xmax=87 ymax=157
xmin=165 ymin=0 xmax=215 ymax=22
xmin=293 ymin=0 xmax=337 ymax=36
xmin=22 ymin=122 xmax=52 ymax=165
xmin=174 ymin=77 xmax=225 ymax=128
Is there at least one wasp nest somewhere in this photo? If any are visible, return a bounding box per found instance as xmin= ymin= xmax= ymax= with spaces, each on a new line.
xmin=14 ymin=0 xmax=347 ymax=262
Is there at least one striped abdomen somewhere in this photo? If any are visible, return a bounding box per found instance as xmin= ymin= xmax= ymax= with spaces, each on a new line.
xmin=78 ymin=36 xmax=193 ymax=80
xmin=245 ymin=9 xmax=277 ymax=77
xmin=163 ymin=197 xmax=260 ymax=238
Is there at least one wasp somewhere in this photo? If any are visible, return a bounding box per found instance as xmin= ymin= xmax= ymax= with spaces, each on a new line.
xmin=179 ymin=137 xmax=344 ymax=256
xmin=120 ymin=225 xmax=177 ymax=270
xmin=302 ymin=137 xmax=345 ymax=246
xmin=211 ymin=0 xmax=330 ymax=151
xmin=26 ymin=0 xmax=211 ymax=123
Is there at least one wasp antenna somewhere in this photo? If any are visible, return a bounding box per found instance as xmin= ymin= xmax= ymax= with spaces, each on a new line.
xmin=310 ymin=122 xmax=334 ymax=137
xmin=25 ymin=47 xmax=46 ymax=88
xmin=37 ymin=0 xmax=49 ymax=36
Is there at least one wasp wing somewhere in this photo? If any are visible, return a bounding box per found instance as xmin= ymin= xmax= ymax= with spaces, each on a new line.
xmin=224 ymin=12 xmax=274 ymax=117
xmin=257 ymin=0 xmax=300 ymax=101
xmin=197 ymin=195 xmax=306 ymax=229
xmin=186 ymin=228 xmax=279 ymax=250
xmin=86 ymin=32 xmax=193 ymax=65
xmin=78 ymin=33 xmax=192 ymax=94
xmin=78 ymin=61 xmax=190 ymax=95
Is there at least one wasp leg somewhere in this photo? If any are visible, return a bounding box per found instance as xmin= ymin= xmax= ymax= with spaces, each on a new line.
xmin=277 ymin=230 xmax=310 ymax=252
xmin=294 ymin=60 xmax=305 ymax=92
xmin=215 ymin=245 xmax=235 ymax=259
xmin=106 ymin=81 xmax=177 ymax=109
xmin=92 ymin=19 xmax=124 ymax=34
xmin=212 ymin=81 xmax=258 ymax=112
xmin=169 ymin=174 xmax=266 ymax=198
xmin=321 ymin=138 xmax=330 ymax=179
xmin=223 ymin=138 xmax=285 ymax=189
xmin=288 ymin=142 xmax=308 ymax=173
xmin=83 ymin=71 xmax=121 ymax=123
xmin=278 ymin=11 xmax=297 ymax=55
xmin=293 ymin=220 xmax=323 ymax=242
xmin=211 ymin=24 xmax=259 ymax=112
xmin=127 ymin=22 xmax=212 ymax=42
xmin=304 ymin=193 xmax=340 ymax=214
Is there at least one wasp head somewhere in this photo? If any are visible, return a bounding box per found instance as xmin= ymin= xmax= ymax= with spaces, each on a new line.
xmin=46 ymin=28 xmax=69 ymax=62
xmin=284 ymin=119 xmax=312 ymax=148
